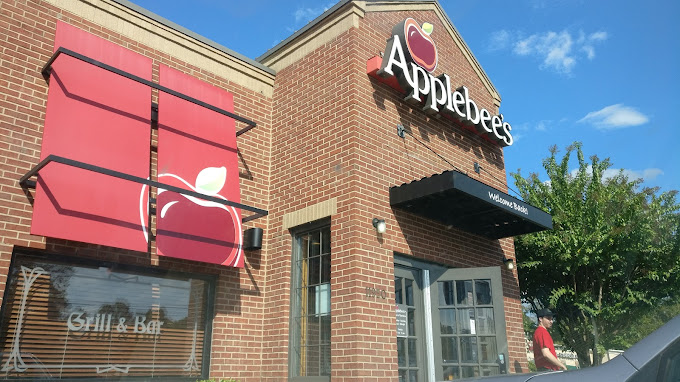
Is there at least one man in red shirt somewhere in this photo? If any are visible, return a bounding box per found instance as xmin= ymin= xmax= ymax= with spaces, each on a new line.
xmin=533 ymin=308 xmax=567 ymax=371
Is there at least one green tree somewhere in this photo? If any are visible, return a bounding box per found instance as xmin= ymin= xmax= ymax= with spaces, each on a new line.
xmin=512 ymin=142 xmax=680 ymax=367
xmin=607 ymin=297 xmax=680 ymax=349
xmin=522 ymin=305 xmax=537 ymax=340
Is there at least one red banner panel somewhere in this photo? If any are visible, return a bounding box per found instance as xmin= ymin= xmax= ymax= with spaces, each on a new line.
xmin=156 ymin=65 xmax=243 ymax=267
xmin=31 ymin=22 xmax=152 ymax=251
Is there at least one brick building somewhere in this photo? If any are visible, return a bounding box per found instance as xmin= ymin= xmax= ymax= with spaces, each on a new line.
xmin=0 ymin=0 xmax=551 ymax=381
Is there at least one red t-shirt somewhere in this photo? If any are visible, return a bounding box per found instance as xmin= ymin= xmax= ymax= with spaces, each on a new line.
xmin=533 ymin=325 xmax=558 ymax=370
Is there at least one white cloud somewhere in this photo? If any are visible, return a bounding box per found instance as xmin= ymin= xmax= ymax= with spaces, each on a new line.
xmin=641 ymin=168 xmax=664 ymax=180
xmin=293 ymin=2 xmax=334 ymax=24
xmin=515 ymin=31 xmax=575 ymax=73
xmin=589 ymin=31 xmax=608 ymax=42
xmin=580 ymin=31 xmax=608 ymax=60
xmin=578 ymin=104 xmax=649 ymax=129
xmin=511 ymin=133 xmax=524 ymax=143
xmin=489 ymin=28 xmax=607 ymax=74
xmin=570 ymin=165 xmax=663 ymax=183
xmin=581 ymin=45 xmax=595 ymax=59
xmin=489 ymin=30 xmax=511 ymax=51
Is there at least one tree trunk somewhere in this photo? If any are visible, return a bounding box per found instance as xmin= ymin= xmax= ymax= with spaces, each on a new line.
xmin=591 ymin=316 xmax=600 ymax=366
xmin=562 ymin=320 xmax=593 ymax=368
xmin=575 ymin=349 xmax=592 ymax=368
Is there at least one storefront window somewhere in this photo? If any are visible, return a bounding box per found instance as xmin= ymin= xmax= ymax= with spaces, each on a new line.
xmin=290 ymin=224 xmax=331 ymax=380
xmin=0 ymin=251 xmax=214 ymax=380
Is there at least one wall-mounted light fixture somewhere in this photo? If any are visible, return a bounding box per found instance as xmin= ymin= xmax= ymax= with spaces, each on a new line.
xmin=372 ymin=218 xmax=386 ymax=234
xmin=503 ymin=257 xmax=515 ymax=270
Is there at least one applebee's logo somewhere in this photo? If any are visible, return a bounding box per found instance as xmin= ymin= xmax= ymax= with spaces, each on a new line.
xmin=139 ymin=166 xmax=243 ymax=266
xmin=400 ymin=19 xmax=438 ymax=73
xmin=378 ymin=18 xmax=514 ymax=147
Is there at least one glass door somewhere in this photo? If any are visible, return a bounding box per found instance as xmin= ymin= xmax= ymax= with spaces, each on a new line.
xmin=430 ymin=266 xmax=508 ymax=380
xmin=395 ymin=266 xmax=426 ymax=382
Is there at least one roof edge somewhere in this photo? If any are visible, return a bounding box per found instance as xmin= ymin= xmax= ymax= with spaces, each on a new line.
xmin=365 ymin=0 xmax=500 ymax=104
xmin=110 ymin=0 xmax=276 ymax=76
xmin=430 ymin=1 xmax=501 ymax=105
xmin=256 ymin=0 xmax=501 ymax=104
xmin=257 ymin=0 xmax=355 ymax=63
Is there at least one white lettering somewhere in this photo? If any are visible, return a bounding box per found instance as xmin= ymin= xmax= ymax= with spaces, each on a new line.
xmin=134 ymin=315 xmax=146 ymax=333
xmin=67 ymin=312 xmax=162 ymax=335
xmin=442 ymin=74 xmax=455 ymax=114
xmin=451 ymin=89 xmax=466 ymax=119
xmin=379 ymin=35 xmax=417 ymax=92
xmin=405 ymin=63 xmax=429 ymax=103
xmin=462 ymin=86 xmax=480 ymax=125
xmin=502 ymin=122 xmax=513 ymax=146
xmin=85 ymin=315 xmax=94 ymax=331
xmin=377 ymin=30 xmax=515 ymax=146
xmin=488 ymin=192 xmax=529 ymax=215
xmin=67 ymin=312 xmax=85 ymax=331
xmin=424 ymin=74 xmax=447 ymax=113
xmin=491 ymin=115 xmax=503 ymax=138
xmin=479 ymin=108 xmax=492 ymax=133
xmin=133 ymin=315 xmax=164 ymax=335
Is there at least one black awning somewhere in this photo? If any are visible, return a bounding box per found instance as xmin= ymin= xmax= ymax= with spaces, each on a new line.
xmin=390 ymin=170 xmax=552 ymax=239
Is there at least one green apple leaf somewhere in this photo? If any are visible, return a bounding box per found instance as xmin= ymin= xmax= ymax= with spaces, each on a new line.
xmin=195 ymin=166 xmax=227 ymax=195
xmin=422 ymin=22 xmax=434 ymax=35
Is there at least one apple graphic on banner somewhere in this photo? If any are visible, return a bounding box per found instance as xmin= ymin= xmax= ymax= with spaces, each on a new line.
xmin=139 ymin=166 xmax=243 ymax=266
xmin=404 ymin=19 xmax=438 ymax=73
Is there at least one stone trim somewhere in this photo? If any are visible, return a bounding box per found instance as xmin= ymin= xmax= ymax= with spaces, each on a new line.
xmin=282 ymin=198 xmax=338 ymax=229
xmin=49 ymin=0 xmax=276 ymax=96
xmin=259 ymin=0 xmax=500 ymax=104
xmin=258 ymin=1 xmax=366 ymax=72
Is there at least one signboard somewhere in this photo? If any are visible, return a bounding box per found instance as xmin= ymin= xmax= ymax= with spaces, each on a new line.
xmin=368 ymin=18 xmax=515 ymax=147
xmin=0 ymin=252 xmax=211 ymax=379
xmin=156 ymin=65 xmax=243 ymax=267
xmin=396 ymin=305 xmax=408 ymax=338
xmin=30 ymin=23 xmax=246 ymax=267
xmin=31 ymin=21 xmax=152 ymax=251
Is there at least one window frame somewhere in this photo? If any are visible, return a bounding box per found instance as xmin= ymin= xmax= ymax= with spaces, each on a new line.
xmin=288 ymin=219 xmax=332 ymax=382
xmin=394 ymin=254 xmax=509 ymax=380
xmin=0 ymin=247 xmax=217 ymax=381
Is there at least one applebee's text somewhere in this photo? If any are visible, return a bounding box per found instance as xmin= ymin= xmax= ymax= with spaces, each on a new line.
xmin=379 ymin=34 xmax=514 ymax=147
xmin=67 ymin=312 xmax=164 ymax=335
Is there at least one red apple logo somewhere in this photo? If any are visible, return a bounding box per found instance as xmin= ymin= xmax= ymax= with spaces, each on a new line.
xmin=402 ymin=18 xmax=438 ymax=73
xmin=139 ymin=166 xmax=243 ymax=267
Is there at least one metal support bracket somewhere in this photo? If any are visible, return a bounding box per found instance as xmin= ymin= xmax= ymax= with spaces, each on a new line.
xmin=20 ymin=155 xmax=268 ymax=223
xmin=42 ymin=47 xmax=257 ymax=136
xmin=397 ymin=124 xmax=406 ymax=138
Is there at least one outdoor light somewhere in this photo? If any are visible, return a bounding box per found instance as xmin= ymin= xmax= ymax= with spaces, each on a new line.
xmin=503 ymin=258 xmax=515 ymax=270
xmin=372 ymin=218 xmax=386 ymax=234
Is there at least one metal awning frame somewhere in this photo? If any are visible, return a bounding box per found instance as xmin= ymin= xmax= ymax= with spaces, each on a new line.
xmin=20 ymin=155 xmax=267 ymax=223
xmin=21 ymin=46 xmax=268 ymax=223
xmin=42 ymin=47 xmax=258 ymax=136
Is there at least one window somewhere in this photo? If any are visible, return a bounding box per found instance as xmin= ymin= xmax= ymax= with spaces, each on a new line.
xmin=658 ymin=345 xmax=680 ymax=382
xmin=395 ymin=256 xmax=508 ymax=381
xmin=290 ymin=224 xmax=331 ymax=380
xmin=0 ymin=250 xmax=215 ymax=380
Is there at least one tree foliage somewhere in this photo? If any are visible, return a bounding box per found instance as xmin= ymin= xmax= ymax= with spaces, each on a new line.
xmin=512 ymin=142 xmax=680 ymax=367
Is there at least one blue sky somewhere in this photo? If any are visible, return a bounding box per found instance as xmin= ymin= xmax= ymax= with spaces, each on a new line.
xmin=127 ymin=0 xmax=680 ymax=195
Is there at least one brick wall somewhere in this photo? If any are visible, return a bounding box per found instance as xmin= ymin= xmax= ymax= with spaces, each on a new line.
xmin=0 ymin=0 xmax=272 ymax=380
xmin=263 ymin=7 xmax=528 ymax=381
xmin=1 ymin=1 xmax=529 ymax=381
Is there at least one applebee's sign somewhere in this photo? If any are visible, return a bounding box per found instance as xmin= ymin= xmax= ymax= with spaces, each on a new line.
xmin=377 ymin=18 xmax=514 ymax=147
